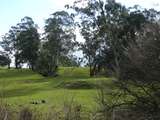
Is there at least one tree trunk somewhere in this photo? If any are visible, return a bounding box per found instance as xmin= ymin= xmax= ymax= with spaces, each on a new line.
xmin=8 ymin=63 xmax=10 ymax=69
xmin=89 ymin=56 xmax=94 ymax=77
xmin=89 ymin=64 xmax=93 ymax=77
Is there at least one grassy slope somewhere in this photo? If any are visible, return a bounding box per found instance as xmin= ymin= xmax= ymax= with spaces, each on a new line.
xmin=0 ymin=67 xmax=111 ymax=112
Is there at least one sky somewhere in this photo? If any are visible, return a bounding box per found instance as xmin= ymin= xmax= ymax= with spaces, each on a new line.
xmin=0 ymin=0 xmax=75 ymax=36
xmin=0 ymin=0 xmax=160 ymax=41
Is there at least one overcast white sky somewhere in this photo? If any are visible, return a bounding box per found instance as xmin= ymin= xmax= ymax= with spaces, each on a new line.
xmin=0 ymin=0 xmax=160 ymax=41
xmin=117 ymin=0 xmax=160 ymax=10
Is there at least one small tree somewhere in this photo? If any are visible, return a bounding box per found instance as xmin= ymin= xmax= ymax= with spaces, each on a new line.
xmin=36 ymin=48 xmax=58 ymax=76
xmin=0 ymin=52 xmax=11 ymax=68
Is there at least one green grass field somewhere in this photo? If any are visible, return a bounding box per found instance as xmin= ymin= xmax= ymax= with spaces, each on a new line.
xmin=0 ymin=67 xmax=112 ymax=112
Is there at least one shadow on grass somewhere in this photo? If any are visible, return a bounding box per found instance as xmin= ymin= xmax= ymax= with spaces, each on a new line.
xmin=0 ymin=69 xmax=38 ymax=80
xmin=21 ymin=78 xmax=49 ymax=84
xmin=57 ymin=80 xmax=98 ymax=89
xmin=1 ymin=86 xmax=50 ymax=98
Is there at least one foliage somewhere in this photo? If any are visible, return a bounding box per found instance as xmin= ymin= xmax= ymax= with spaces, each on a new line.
xmin=16 ymin=17 xmax=40 ymax=70
xmin=72 ymin=0 xmax=160 ymax=119
xmin=44 ymin=10 xmax=76 ymax=59
xmin=36 ymin=11 xmax=76 ymax=76
xmin=112 ymin=22 xmax=160 ymax=120
xmin=1 ymin=17 xmax=40 ymax=69
xmin=77 ymin=1 xmax=160 ymax=119
xmin=0 ymin=52 xmax=11 ymax=68
xmin=59 ymin=55 xmax=81 ymax=67
xmin=72 ymin=0 xmax=103 ymax=76
xmin=35 ymin=48 xmax=58 ymax=76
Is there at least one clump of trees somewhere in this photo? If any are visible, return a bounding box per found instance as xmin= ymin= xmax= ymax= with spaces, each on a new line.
xmin=0 ymin=11 xmax=77 ymax=76
xmin=71 ymin=0 xmax=160 ymax=119
xmin=1 ymin=17 xmax=40 ymax=69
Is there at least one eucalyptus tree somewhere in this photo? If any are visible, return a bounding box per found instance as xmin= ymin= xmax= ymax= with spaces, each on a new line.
xmin=1 ymin=26 xmax=21 ymax=68
xmin=36 ymin=11 xmax=76 ymax=76
xmin=16 ymin=16 xmax=40 ymax=70
xmin=1 ymin=17 xmax=40 ymax=69
xmin=72 ymin=0 xmax=104 ymax=76
xmin=72 ymin=0 xmax=148 ymax=76
xmin=73 ymin=0 xmax=160 ymax=119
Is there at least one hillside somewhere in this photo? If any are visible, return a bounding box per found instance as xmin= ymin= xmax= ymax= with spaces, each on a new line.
xmin=0 ymin=67 xmax=111 ymax=112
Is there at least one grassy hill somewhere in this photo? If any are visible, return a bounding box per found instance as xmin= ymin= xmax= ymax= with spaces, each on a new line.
xmin=0 ymin=67 xmax=112 ymax=112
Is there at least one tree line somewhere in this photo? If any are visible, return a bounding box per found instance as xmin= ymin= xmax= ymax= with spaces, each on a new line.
xmin=0 ymin=11 xmax=78 ymax=76
xmin=70 ymin=0 xmax=160 ymax=119
xmin=0 ymin=0 xmax=159 ymax=77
